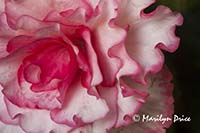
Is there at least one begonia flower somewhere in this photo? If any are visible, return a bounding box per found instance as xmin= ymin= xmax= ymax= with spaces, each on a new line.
xmin=0 ymin=0 xmax=183 ymax=132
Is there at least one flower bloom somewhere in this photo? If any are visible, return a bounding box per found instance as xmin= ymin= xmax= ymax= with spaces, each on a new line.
xmin=0 ymin=0 xmax=183 ymax=133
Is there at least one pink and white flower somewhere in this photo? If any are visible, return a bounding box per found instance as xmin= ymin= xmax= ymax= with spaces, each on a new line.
xmin=0 ymin=0 xmax=183 ymax=132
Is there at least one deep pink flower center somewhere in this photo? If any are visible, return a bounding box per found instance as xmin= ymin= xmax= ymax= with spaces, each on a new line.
xmin=19 ymin=38 xmax=78 ymax=92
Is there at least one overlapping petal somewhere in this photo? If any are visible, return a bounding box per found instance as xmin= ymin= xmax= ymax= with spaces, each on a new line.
xmin=5 ymin=0 xmax=98 ymax=28
xmin=4 ymin=97 xmax=72 ymax=133
xmin=0 ymin=0 xmax=182 ymax=132
xmin=111 ymin=67 xmax=174 ymax=133
xmin=115 ymin=81 xmax=148 ymax=127
xmin=0 ymin=85 xmax=19 ymax=125
xmin=88 ymin=0 xmax=140 ymax=86
xmin=51 ymin=77 xmax=109 ymax=127
xmin=60 ymin=26 xmax=103 ymax=91
xmin=0 ymin=122 xmax=24 ymax=133
xmin=0 ymin=47 xmax=62 ymax=110
xmin=0 ymin=13 xmax=15 ymax=58
xmin=116 ymin=0 xmax=183 ymax=83
xmin=72 ymin=81 xmax=148 ymax=132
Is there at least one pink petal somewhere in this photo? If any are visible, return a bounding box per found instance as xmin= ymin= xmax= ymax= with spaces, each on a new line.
xmin=44 ymin=0 xmax=100 ymax=25
xmin=115 ymin=0 xmax=155 ymax=27
xmin=19 ymin=77 xmax=62 ymax=110
xmin=138 ymin=67 xmax=174 ymax=129
xmin=5 ymin=0 xmax=56 ymax=27
xmin=6 ymin=17 xmax=64 ymax=53
xmin=4 ymin=97 xmax=72 ymax=133
xmin=91 ymin=85 xmax=118 ymax=133
xmin=86 ymin=0 xmax=100 ymax=9
xmin=70 ymin=85 xmax=117 ymax=133
xmin=70 ymin=81 xmax=148 ymax=133
xmin=0 ymin=0 xmax=5 ymax=13
xmin=14 ymin=15 xmax=59 ymax=35
xmin=0 ymin=121 xmax=24 ymax=133
xmin=0 ymin=47 xmax=26 ymax=86
xmin=59 ymin=25 xmax=98 ymax=90
xmin=115 ymin=81 xmax=148 ymax=127
xmin=88 ymin=0 xmax=140 ymax=86
xmin=5 ymin=0 xmax=97 ymax=28
xmin=0 ymin=13 xmax=15 ymax=58
xmin=3 ymin=71 xmax=61 ymax=110
xmin=111 ymin=67 xmax=174 ymax=132
xmin=45 ymin=8 xmax=87 ymax=26
xmin=0 ymin=85 xmax=19 ymax=125
xmin=70 ymin=85 xmax=118 ymax=133
xmin=57 ymin=25 xmax=102 ymax=96
xmin=0 ymin=39 xmax=8 ymax=59
xmin=51 ymin=78 xmax=109 ymax=127
xmin=0 ymin=13 xmax=60 ymax=56
xmin=7 ymin=35 xmax=34 ymax=53
xmin=116 ymin=0 xmax=183 ymax=83
xmin=109 ymin=42 xmax=141 ymax=80
xmin=23 ymin=64 xmax=41 ymax=84
xmin=80 ymin=28 xmax=103 ymax=86
xmin=18 ymin=38 xmax=78 ymax=92
xmin=0 ymin=47 xmax=62 ymax=110
xmin=1 ymin=13 xmax=60 ymax=56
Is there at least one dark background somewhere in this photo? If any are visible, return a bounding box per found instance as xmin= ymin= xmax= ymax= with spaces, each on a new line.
xmin=153 ymin=0 xmax=200 ymax=133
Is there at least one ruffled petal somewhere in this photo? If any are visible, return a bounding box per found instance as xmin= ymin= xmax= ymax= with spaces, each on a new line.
xmin=7 ymin=35 xmax=34 ymax=53
xmin=5 ymin=0 xmax=57 ymax=27
xmin=0 ymin=46 xmax=27 ymax=86
xmin=0 ymin=13 xmax=61 ymax=56
xmin=0 ymin=85 xmax=19 ymax=125
xmin=18 ymin=77 xmax=62 ymax=110
xmin=136 ymin=67 xmax=174 ymax=131
xmin=115 ymin=81 xmax=148 ymax=127
xmin=6 ymin=17 xmax=64 ymax=54
xmin=91 ymin=85 xmax=118 ymax=133
xmin=116 ymin=0 xmax=183 ymax=83
xmin=5 ymin=0 xmax=97 ymax=28
xmin=70 ymin=81 xmax=148 ymax=133
xmin=0 ymin=0 xmax=182 ymax=132
xmin=21 ymin=39 xmax=78 ymax=92
xmin=4 ymin=97 xmax=72 ymax=133
xmin=109 ymin=42 xmax=141 ymax=80
xmin=0 ymin=13 xmax=15 ymax=58
xmin=15 ymin=15 xmax=59 ymax=35
xmin=51 ymin=78 xmax=109 ymax=127
xmin=0 ymin=46 xmax=63 ymax=110
xmin=80 ymin=28 xmax=103 ymax=87
xmin=88 ymin=0 xmax=140 ymax=86
xmin=115 ymin=0 xmax=155 ymax=27
xmin=0 ymin=121 xmax=25 ymax=133
xmin=60 ymin=25 xmax=103 ymax=91
xmin=111 ymin=67 xmax=174 ymax=133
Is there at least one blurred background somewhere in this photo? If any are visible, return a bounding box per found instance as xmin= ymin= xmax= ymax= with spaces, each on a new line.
xmin=152 ymin=0 xmax=200 ymax=133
